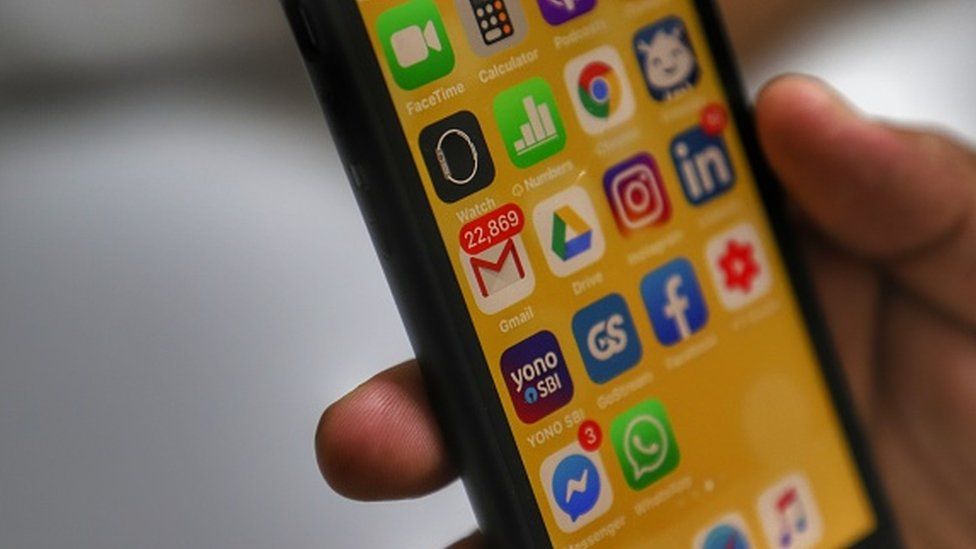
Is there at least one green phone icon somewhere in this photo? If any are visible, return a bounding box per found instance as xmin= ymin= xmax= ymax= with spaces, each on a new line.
xmin=493 ymin=77 xmax=567 ymax=169
xmin=376 ymin=0 xmax=455 ymax=90
xmin=610 ymin=399 xmax=680 ymax=491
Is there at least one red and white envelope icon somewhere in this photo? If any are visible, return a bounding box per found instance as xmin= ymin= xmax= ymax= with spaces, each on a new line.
xmin=460 ymin=235 xmax=535 ymax=315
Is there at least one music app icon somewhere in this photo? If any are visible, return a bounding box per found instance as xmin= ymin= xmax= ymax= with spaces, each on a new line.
xmin=757 ymin=474 xmax=824 ymax=549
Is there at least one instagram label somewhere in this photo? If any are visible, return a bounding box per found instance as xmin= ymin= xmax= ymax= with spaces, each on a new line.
xmin=603 ymin=153 xmax=671 ymax=234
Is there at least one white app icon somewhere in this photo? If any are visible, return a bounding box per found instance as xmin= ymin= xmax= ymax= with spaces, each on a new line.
xmin=563 ymin=46 xmax=636 ymax=135
xmin=757 ymin=473 xmax=824 ymax=549
xmin=533 ymin=186 xmax=606 ymax=278
xmin=705 ymin=223 xmax=772 ymax=311
xmin=460 ymin=235 xmax=535 ymax=314
xmin=539 ymin=442 xmax=613 ymax=533
xmin=390 ymin=20 xmax=443 ymax=68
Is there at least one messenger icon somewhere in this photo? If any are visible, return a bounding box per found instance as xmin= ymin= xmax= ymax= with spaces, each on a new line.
xmin=539 ymin=442 xmax=614 ymax=533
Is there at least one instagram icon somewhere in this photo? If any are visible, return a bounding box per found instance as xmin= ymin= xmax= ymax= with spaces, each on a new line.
xmin=603 ymin=153 xmax=671 ymax=235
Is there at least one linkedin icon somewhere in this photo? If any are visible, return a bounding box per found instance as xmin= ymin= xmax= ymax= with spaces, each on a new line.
xmin=420 ymin=111 xmax=496 ymax=203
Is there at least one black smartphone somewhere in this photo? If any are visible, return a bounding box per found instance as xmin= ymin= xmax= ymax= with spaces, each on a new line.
xmin=282 ymin=0 xmax=900 ymax=546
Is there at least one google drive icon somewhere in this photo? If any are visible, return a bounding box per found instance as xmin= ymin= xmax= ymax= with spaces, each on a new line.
xmin=552 ymin=206 xmax=593 ymax=260
xmin=534 ymin=186 xmax=606 ymax=278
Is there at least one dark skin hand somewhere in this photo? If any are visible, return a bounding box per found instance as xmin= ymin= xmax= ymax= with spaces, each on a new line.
xmin=317 ymin=76 xmax=976 ymax=548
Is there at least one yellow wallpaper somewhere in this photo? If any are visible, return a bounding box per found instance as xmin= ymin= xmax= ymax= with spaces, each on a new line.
xmin=356 ymin=0 xmax=876 ymax=546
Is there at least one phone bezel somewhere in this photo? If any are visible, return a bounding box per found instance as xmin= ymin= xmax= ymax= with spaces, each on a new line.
xmin=282 ymin=0 xmax=902 ymax=545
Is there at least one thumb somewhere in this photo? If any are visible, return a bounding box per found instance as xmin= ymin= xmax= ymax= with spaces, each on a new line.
xmin=756 ymin=75 xmax=975 ymax=258
xmin=756 ymin=75 xmax=976 ymax=325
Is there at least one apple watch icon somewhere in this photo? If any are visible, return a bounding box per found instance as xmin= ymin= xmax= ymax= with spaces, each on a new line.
xmin=420 ymin=111 xmax=496 ymax=203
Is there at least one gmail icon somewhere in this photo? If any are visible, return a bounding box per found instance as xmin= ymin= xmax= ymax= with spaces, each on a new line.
xmin=460 ymin=235 xmax=536 ymax=314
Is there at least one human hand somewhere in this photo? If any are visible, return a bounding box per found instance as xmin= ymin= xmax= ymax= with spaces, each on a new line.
xmin=316 ymin=76 xmax=976 ymax=548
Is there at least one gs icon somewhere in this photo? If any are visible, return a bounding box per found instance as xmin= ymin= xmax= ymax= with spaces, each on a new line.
xmin=572 ymin=294 xmax=643 ymax=384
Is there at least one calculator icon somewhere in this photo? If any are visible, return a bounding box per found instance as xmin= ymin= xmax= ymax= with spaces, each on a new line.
xmin=455 ymin=0 xmax=528 ymax=56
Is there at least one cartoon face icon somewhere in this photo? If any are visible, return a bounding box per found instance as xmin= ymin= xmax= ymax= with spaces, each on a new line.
xmin=633 ymin=17 xmax=700 ymax=102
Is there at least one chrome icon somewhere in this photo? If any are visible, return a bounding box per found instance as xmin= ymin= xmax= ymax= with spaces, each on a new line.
xmin=564 ymin=45 xmax=636 ymax=135
xmin=578 ymin=61 xmax=614 ymax=119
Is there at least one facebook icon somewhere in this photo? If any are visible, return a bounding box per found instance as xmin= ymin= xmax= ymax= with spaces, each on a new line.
xmin=671 ymin=125 xmax=736 ymax=205
xmin=641 ymin=258 xmax=709 ymax=346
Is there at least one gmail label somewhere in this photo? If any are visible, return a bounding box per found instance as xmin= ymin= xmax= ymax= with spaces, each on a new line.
xmin=460 ymin=207 xmax=536 ymax=314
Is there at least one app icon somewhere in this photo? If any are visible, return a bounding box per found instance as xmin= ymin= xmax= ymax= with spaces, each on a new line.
xmin=633 ymin=17 xmax=700 ymax=102
xmin=610 ymin=399 xmax=680 ymax=491
xmin=572 ymin=294 xmax=642 ymax=384
xmin=500 ymin=331 xmax=574 ymax=423
xmin=540 ymin=442 xmax=613 ymax=532
xmin=536 ymin=0 xmax=597 ymax=26
xmin=563 ymin=46 xmax=636 ymax=135
xmin=494 ymin=78 xmax=567 ymax=168
xmin=705 ymin=223 xmax=772 ymax=310
xmin=671 ymin=125 xmax=736 ymax=205
xmin=603 ymin=153 xmax=671 ymax=235
xmin=455 ymin=0 xmax=528 ymax=56
xmin=757 ymin=474 xmax=824 ymax=549
xmin=532 ymin=186 xmax=605 ymax=277
xmin=419 ymin=111 xmax=495 ymax=203
xmin=376 ymin=0 xmax=455 ymax=90
xmin=641 ymin=258 xmax=708 ymax=346
xmin=694 ymin=514 xmax=755 ymax=549
xmin=460 ymin=206 xmax=535 ymax=314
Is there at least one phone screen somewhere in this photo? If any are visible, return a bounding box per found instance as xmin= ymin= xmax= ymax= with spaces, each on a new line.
xmin=357 ymin=0 xmax=878 ymax=545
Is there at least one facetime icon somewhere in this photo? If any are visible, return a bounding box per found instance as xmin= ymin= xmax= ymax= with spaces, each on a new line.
xmin=376 ymin=0 xmax=455 ymax=90
xmin=390 ymin=20 xmax=444 ymax=69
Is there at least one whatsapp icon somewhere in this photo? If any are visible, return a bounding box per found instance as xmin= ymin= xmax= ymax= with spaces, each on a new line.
xmin=610 ymin=399 xmax=680 ymax=491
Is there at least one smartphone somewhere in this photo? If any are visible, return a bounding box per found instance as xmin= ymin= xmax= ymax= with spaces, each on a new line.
xmin=282 ymin=0 xmax=900 ymax=546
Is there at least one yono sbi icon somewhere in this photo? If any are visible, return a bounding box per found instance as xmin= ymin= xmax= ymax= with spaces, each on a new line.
xmin=377 ymin=0 xmax=455 ymax=90
xmin=500 ymin=331 xmax=574 ymax=424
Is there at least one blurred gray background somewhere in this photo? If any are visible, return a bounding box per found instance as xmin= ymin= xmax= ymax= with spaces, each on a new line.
xmin=1 ymin=1 xmax=974 ymax=547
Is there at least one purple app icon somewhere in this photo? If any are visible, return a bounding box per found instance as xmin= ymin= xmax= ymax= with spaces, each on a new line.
xmin=536 ymin=0 xmax=597 ymax=26
xmin=500 ymin=331 xmax=574 ymax=424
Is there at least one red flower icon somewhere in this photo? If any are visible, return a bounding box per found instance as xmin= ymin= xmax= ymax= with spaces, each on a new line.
xmin=718 ymin=239 xmax=760 ymax=292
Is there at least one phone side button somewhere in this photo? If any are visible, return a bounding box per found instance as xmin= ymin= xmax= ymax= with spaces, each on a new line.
xmin=286 ymin=2 xmax=323 ymax=62
xmin=349 ymin=162 xmax=368 ymax=193
xmin=349 ymin=163 xmax=394 ymax=262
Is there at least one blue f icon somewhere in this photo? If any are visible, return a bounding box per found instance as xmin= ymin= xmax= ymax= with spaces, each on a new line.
xmin=641 ymin=258 xmax=709 ymax=346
